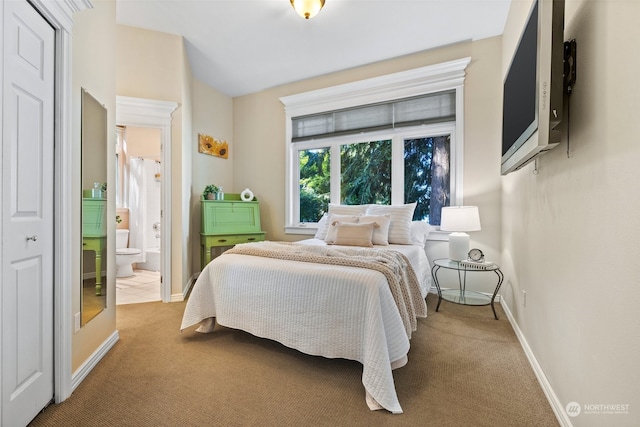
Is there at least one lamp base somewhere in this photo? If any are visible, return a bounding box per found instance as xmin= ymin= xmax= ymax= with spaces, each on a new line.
xmin=448 ymin=232 xmax=470 ymax=261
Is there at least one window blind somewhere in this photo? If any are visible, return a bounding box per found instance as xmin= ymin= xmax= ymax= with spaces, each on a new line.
xmin=292 ymin=90 xmax=455 ymax=142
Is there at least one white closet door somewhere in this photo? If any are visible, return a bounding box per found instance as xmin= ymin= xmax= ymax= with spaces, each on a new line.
xmin=2 ymin=1 xmax=55 ymax=426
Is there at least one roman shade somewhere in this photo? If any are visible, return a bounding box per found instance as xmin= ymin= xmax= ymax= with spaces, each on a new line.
xmin=291 ymin=90 xmax=455 ymax=142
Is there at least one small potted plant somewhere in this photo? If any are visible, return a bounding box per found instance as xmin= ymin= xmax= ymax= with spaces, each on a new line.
xmin=202 ymin=184 xmax=219 ymax=200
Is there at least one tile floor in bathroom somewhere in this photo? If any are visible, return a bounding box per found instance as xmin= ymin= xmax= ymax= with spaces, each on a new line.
xmin=116 ymin=269 xmax=161 ymax=305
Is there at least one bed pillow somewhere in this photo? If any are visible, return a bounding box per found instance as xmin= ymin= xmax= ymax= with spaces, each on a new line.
xmin=328 ymin=203 xmax=369 ymax=216
xmin=313 ymin=213 xmax=328 ymax=239
xmin=366 ymin=203 xmax=416 ymax=245
xmin=331 ymin=222 xmax=376 ymax=247
xmin=315 ymin=213 xmax=357 ymax=240
xmin=357 ymin=214 xmax=391 ymax=246
xmin=323 ymin=215 xmax=360 ymax=243
xmin=410 ymin=221 xmax=433 ymax=246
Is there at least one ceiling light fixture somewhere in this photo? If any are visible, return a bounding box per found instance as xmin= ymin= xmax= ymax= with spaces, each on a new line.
xmin=290 ymin=0 xmax=325 ymax=20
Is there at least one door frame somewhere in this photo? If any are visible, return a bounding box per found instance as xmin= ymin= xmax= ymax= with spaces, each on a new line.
xmin=18 ymin=0 xmax=91 ymax=404
xmin=116 ymin=96 xmax=178 ymax=303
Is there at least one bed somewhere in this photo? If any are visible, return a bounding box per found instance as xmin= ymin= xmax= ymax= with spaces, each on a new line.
xmin=181 ymin=204 xmax=432 ymax=414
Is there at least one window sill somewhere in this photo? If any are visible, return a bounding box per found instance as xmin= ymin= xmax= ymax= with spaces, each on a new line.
xmin=285 ymin=225 xmax=317 ymax=236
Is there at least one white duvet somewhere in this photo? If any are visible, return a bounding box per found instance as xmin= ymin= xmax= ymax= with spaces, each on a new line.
xmin=180 ymin=239 xmax=430 ymax=414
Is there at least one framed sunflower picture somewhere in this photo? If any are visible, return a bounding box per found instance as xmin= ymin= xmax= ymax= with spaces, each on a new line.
xmin=198 ymin=133 xmax=228 ymax=159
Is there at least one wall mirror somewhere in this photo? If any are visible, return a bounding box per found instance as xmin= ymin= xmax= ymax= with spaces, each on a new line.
xmin=81 ymin=88 xmax=108 ymax=325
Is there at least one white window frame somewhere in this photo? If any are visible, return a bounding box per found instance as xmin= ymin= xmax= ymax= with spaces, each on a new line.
xmin=280 ymin=57 xmax=470 ymax=235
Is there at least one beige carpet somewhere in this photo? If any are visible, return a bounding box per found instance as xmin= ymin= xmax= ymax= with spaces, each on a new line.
xmin=30 ymin=295 xmax=559 ymax=426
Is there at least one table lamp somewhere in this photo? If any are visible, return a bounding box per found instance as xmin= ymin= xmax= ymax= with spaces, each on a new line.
xmin=440 ymin=206 xmax=481 ymax=261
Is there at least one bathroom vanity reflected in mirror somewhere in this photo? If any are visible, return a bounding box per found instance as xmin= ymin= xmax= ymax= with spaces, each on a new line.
xmin=81 ymin=89 xmax=108 ymax=325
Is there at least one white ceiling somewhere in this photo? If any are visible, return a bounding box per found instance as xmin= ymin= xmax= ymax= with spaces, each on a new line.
xmin=116 ymin=0 xmax=512 ymax=97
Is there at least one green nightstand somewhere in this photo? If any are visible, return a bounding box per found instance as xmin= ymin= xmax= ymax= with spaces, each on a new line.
xmin=200 ymin=193 xmax=265 ymax=268
xmin=82 ymin=198 xmax=107 ymax=295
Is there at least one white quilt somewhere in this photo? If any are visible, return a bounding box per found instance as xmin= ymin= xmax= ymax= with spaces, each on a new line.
xmin=180 ymin=239 xmax=430 ymax=414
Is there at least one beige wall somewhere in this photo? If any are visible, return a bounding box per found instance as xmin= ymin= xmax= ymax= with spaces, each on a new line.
xmin=233 ymin=38 xmax=504 ymax=294
xmin=125 ymin=126 xmax=162 ymax=159
xmin=116 ymin=26 xmax=184 ymax=101
xmin=71 ymin=0 xmax=117 ymax=372
xmin=116 ymin=24 xmax=188 ymax=297
xmin=501 ymin=0 xmax=640 ymax=425
xmin=180 ymin=45 xmax=195 ymax=293
xmin=190 ymin=78 xmax=234 ymax=273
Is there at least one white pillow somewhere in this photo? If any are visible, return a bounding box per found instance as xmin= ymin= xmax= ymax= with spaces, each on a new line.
xmin=313 ymin=213 xmax=328 ymax=239
xmin=366 ymin=203 xmax=416 ymax=245
xmin=328 ymin=203 xmax=369 ymax=216
xmin=358 ymin=214 xmax=391 ymax=246
xmin=410 ymin=221 xmax=433 ymax=246
xmin=330 ymin=222 xmax=376 ymax=247
xmin=324 ymin=215 xmax=360 ymax=243
xmin=315 ymin=213 xmax=358 ymax=240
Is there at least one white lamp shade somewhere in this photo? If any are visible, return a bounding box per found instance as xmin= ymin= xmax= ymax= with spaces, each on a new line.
xmin=440 ymin=206 xmax=481 ymax=261
xmin=440 ymin=206 xmax=481 ymax=232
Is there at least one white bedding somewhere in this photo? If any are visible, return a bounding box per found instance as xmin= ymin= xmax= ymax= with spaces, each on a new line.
xmin=180 ymin=238 xmax=430 ymax=414
xmin=298 ymin=238 xmax=432 ymax=299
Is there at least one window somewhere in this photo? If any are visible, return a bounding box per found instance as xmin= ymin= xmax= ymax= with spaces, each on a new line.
xmin=295 ymin=125 xmax=453 ymax=225
xmin=298 ymin=147 xmax=330 ymax=222
xmin=404 ymin=134 xmax=450 ymax=225
xmin=341 ymin=139 xmax=392 ymax=206
xmin=281 ymin=58 xmax=470 ymax=234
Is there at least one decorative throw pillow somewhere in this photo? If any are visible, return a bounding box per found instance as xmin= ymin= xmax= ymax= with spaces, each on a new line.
xmin=324 ymin=215 xmax=360 ymax=243
xmin=357 ymin=214 xmax=391 ymax=245
xmin=315 ymin=205 xmax=369 ymax=240
xmin=331 ymin=222 xmax=376 ymax=247
xmin=316 ymin=214 xmax=358 ymax=240
xmin=366 ymin=203 xmax=416 ymax=245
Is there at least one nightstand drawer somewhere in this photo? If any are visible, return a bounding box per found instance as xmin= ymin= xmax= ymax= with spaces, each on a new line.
xmin=201 ymin=233 xmax=265 ymax=247
xmin=200 ymin=232 xmax=266 ymax=269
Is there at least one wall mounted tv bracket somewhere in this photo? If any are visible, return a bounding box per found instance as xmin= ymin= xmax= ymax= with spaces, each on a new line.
xmin=564 ymin=39 xmax=577 ymax=95
xmin=564 ymin=39 xmax=577 ymax=157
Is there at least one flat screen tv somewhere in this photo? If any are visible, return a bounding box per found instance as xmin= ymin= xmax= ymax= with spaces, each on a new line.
xmin=501 ymin=0 xmax=565 ymax=175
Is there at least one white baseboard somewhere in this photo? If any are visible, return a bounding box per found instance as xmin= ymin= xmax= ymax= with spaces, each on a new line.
xmin=71 ymin=330 xmax=120 ymax=391
xmin=500 ymin=300 xmax=573 ymax=427
xmin=167 ymin=273 xmax=199 ymax=302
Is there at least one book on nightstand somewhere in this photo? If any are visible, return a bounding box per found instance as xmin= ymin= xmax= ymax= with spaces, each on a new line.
xmin=459 ymin=260 xmax=496 ymax=270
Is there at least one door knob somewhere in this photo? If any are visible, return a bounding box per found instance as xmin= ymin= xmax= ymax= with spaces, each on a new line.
xmin=26 ymin=235 xmax=38 ymax=241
